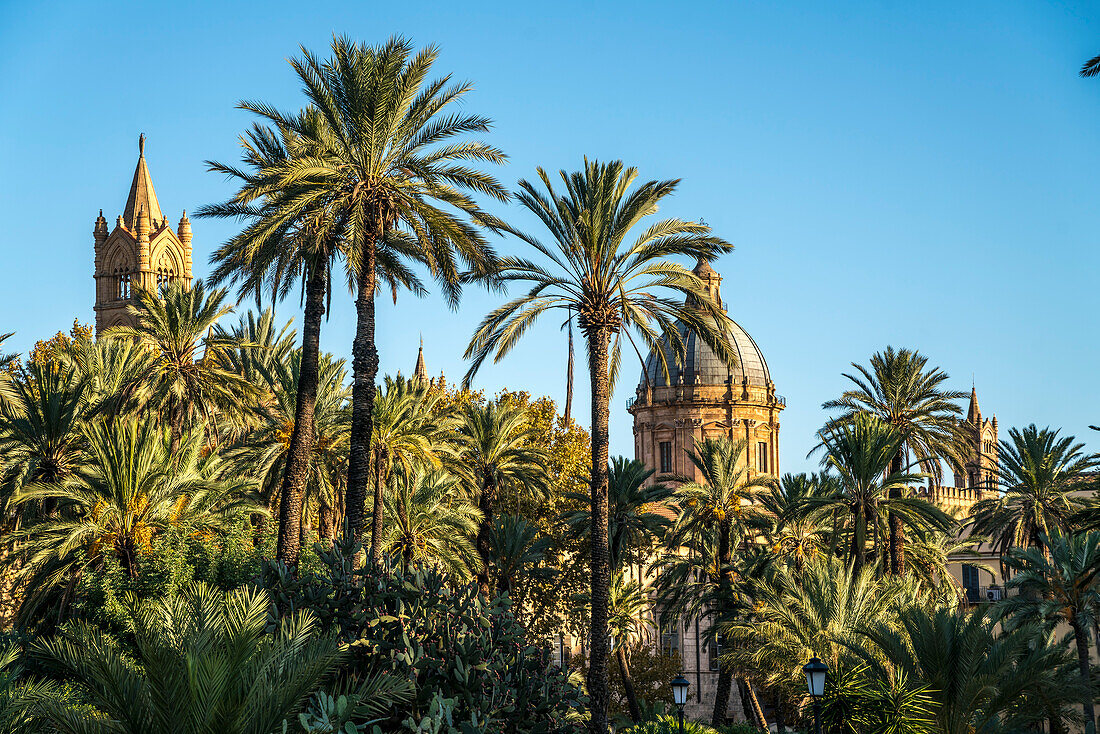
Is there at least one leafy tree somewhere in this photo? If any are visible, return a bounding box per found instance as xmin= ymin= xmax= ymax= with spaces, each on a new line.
xmin=1002 ymin=529 xmax=1100 ymax=733
xmin=31 ymin=582 xmax=411 ymax=734
xmin=382 ymin=468 xmax=480 ymax=577
xmin=25 ymin=320 xmax=93 ymax=372
xmin=484 ymin=513 xmax=552 ymax=596
xmin=9 ymin=420 xmax=260 ymax=627
xmin=450 ymin=400 xmax=548 ymax=598
xmin=969 ymin=424 xmax=1100 ymax=555
xmin=244 ymin=36 xmax=508 ymax=548
xmin=823 ymin=347 xmax=968 ymax=575
xmin=112 ymin=283 xmax=259 ymax=450
xmin=812 ymin=414 xmax=951 ymax=572
xmin=463 ymin=158 xmax=735 ymax=734
xmin=202 ymin=113 xmax=344 ymax=569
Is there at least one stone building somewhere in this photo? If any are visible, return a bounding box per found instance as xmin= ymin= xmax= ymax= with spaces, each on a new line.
xmin=93 ymin=135 xmax=192 ymax=334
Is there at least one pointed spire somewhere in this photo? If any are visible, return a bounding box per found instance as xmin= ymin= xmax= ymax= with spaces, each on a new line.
xmin=413 ymin=337 xmax=427 ymax=382
xmin=122 ymin=133 xmax=164 ymax=230
xmin=967 ymin=386 xmax=981 ymax=423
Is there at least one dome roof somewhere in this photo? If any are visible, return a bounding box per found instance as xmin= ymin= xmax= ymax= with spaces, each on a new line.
xmin=640 ymin=317 xmax=772 ymax=389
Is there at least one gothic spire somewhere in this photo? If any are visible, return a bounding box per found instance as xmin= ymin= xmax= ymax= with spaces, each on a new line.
xmin=413 ymin=338 xmax=427 ymax=382
xmin=122 ymin=133 xmax=164 ymax=231
xmin=967 ymin=386 xmax=981 ymax=423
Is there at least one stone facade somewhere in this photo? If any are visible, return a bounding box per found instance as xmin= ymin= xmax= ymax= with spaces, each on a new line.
xmin=93 ymin=135 xmax=192 ymax=334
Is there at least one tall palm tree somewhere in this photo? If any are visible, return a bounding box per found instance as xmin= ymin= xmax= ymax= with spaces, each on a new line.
xmin=969 ymin=424 xmax=1100 ymax=555
xmin=112 ymin=282 xmax=259 ymax=450
xmin=202 ymin=114 xmax=344 ymax=568
xmin=812 ymin=414 xmax=952 ymax=572
xmin=563 ymin=456 xmax=674 ymax=570
xmin=463 ymin=159 xmax=735 ymax=733
xmin=30 ymin=582 xmax=411 ymax=734
xmin=0 ymin=363 xmax=86 ymax=527
xmin=1003 ymin=529 xmax=1100 ymax=734
xmin=9 ymin=420 xmax=260 ymax=626
xmin=667 ymin=437 xmax=773 ymax=726
xmin=242 ymin=36 xmax=509 ymax=547
xmin=382 ymin=468 xmax=480 ymax=577
xmin=368 ymin=375 xmax=451 ymax=565
xmin=63 ymin=330 xmax=154 ymax=421
xmin=823 ymin=347 xmax=968 ymax=575
xmin=757 ymin=473 xmax=836 ymax=572
xmin=451 ymin=400 xmax=548 ymax=598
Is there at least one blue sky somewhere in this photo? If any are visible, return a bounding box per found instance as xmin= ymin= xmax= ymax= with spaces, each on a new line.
xmin=1 ymin=1 xmax=1098 ymax=473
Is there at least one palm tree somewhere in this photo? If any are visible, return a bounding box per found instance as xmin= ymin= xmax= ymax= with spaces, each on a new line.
xmin=31 ymin=582 xmax=411 ymax=734
xmin=0 ymin=363 xmax=86 ymax=527
xmin=563 ymin=456 xmax=674 ymax=570
xmin=812 ymin=414 xmax=952 ymax=572
xmin=229 ymin=351 xmax=350 ymax=543
xmin=112 ymin=282 xmax=259 ymax=450
xmin=9 ymin=420 xmax=260 ymax=626
xmin=854 ymin=605 xmax=1084 ymax=734
xmin=451 ymin=400 xmax=548 ymax=597
xmin=0 ymin=643 xmax=57 ymax=733
xmin=463 ymin=159 xmax=735 ymax=734
xmin=1081 ymin=53 xmax=1100 ymax=77
xmin=63 ymin=330 xmax=154 ymax=421
xmin=484 ymin=513 xmax=553 ymax=596
xmin=0 ymin=332 xmax=18 ymax=407
xmin=1002 ymin=529 xmax=1100 ymax=733
xmin=368 ymin=375 xmax=451 ymax=565
xmin=823 ymin=347 xmax=968 ymax=575
xmin=969 ymin=424 xmax=1100 ymax=555
xmin=757 ymin=473 xmax=836 ymax=573
xmin=202 ymin=114 xmax=344 ymax=569
xmin=606 ymin=573 xmax=649 ymax=723
xmin=382 ymin=468 xmax=480 ymax=577
xmin=241 ymin=36 xmax=509 ymax=547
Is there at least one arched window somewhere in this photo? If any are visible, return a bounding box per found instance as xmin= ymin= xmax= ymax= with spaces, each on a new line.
xmin=113 ymin=268 xmax=131 ymax=300
xmin=156 ymin=267 xmax=174 ymax=293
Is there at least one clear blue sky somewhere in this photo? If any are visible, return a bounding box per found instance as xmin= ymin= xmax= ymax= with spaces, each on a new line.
xmin=2 ymin=1 xmax=1098 ymax=473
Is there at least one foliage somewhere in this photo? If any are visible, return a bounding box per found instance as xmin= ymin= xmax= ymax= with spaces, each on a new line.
xmin=30 ymin=581 xmax=411 ymax=734
xmin=607 ymin=642 xmax=681 ymax=721
xmin=26 ymin=320 xmax=93 ymax=372
xmin=259 ymin=538 xmax=586 ymax=733
xmin=817 ymin=663 xmax=937 ymax=734
xmin=620 ymin=715 xmax=720 ymax=734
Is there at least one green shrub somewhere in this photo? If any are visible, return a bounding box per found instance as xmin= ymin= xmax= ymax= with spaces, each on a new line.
xmin=260 ymin=537 xmax=586 ymax=734
xmin=621 ymin=714 xmax=720 ymax=734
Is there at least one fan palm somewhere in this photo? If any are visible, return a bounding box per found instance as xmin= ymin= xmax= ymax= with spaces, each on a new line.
xmin=563 ymin=456 xmax=673 ymax=570
xmin=1002 ymin=529 xmax=1100 ymax=733
xmin=9 ymin=419 xmax=261 ymax=626
xmin=484 ymin=513 xmax=553 ymax=596
xmin=854 ymin=605 xmax=1084 ymax=734
xmin=0 ymin=363 xmax=86 ymax=527
xmin=823 ymin=347 xmax=968 ymax=575
xmin=368 ymin=375 xmax=452 ymax=565
xmin=969 ymin=424 xmax=1100 ymax=555
xmin=241 ymin=36 xmax=508 ymax=547
xmin=812 ymin=414 xmax=952 ymax=572
xmin=112 ymin=282 xmax=260 ymax=449
xmin=463 ymin=158 xmax=736 ymax=733
xmin=202 ymin=113 xmax=345 ymax=569
xmin=30 ymin=582 xmax=411 ymax=734
xmin=382 ymin=468 xmax=480 ymax=577
xmin=450 ymin=400 xmax=547 ymax=597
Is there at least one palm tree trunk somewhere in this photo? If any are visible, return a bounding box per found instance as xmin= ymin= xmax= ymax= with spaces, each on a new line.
xmin=475 ymin=480 xmax=495 ymax=598
xmin=318 ymin=494 xmax=335 ymax=545
xmin=746 ymin=681 xmax=769 ymax=730
xmin=1071 ymin=616 xmax=1096 ymax=734
xmin=275 ymin=261 xmax=326 ymax=568
xmin=585 ymin=326 xmax=612 ymax=734
xmin=369 ymin=459 xmax=385 ymax=565
xmin=851 ymin=505 xmax=866 ymax=573
xmin=888 ymin=449 xmax=906 ymax=575
xmin=616 ymin=643 xmax=642 ymax=723
xmin=713 ymin=666 xmax=734 ymax=726
xmin=347 ymin=237 xmax=379 ymax=549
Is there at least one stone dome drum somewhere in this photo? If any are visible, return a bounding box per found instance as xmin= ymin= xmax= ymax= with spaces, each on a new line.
xmin=640 ymin=317 xmax=772 ymax=390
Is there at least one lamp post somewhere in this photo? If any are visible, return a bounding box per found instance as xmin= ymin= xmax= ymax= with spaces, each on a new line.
xmin=803 ymin=656 xmax=827 ymax=734
xmin=671 ymin=673 xmax=690 ymax=734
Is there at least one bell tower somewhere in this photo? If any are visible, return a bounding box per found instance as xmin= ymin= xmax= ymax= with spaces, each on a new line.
xmin=93 ymin=134 xmax=192 ymax=334
xmin=953 ymin=386 xmax=999 ymax=494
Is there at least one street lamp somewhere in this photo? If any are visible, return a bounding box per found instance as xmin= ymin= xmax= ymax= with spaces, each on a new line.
xmin=670 ymin=673 xmax=690 ymax=734
xmin=803 ymin=656 xmax=828 ymax=734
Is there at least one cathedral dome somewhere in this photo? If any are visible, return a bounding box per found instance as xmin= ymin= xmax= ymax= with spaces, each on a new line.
xmin=639 ymin=317 xmax=772 ymax=390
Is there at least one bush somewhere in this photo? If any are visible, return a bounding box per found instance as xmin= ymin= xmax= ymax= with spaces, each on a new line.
xmin=259 ymin=537 xmax=586 ymax=733
xmin=608 ymin=642 xmax=682 ymax=719
xmin=621 ymin=714 xmax=719 ymax=734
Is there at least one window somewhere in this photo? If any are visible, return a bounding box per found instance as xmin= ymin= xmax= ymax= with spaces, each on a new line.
xmin=156 ymin=268 xmax=174 ymax=293
xmin=659 ymin=441 xmax=672 ymax=473
xmin=114 ymin=269 xmax=131 ymax=300
xmin=756 ymin=441 xmax=769 ymax=473
xmin=708 ymin=630 xmax=723 ymax=670
xmin=660 ymin=619 xmax=680 ymax=657
xmin=962 ymin=564 xmax=981 ymax=604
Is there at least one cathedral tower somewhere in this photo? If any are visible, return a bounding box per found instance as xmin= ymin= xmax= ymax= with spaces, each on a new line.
xmin=94 ymin=135 xmax=192 ymax=334
xmin=954 ymin=386 xmax=998 ymax=494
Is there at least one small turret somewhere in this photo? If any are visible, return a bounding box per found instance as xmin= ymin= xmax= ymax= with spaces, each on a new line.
xmin=178 ymin=211 xmax=193 ymax=280
xmin=413 ymin=338 xmax=428 ymax=383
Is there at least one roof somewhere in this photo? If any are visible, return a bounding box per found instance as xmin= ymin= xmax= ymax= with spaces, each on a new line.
xmin=122 ymin=134 xmax=165 ymax=230
xmin=640 ymin=317 xmax=772 ymax=389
